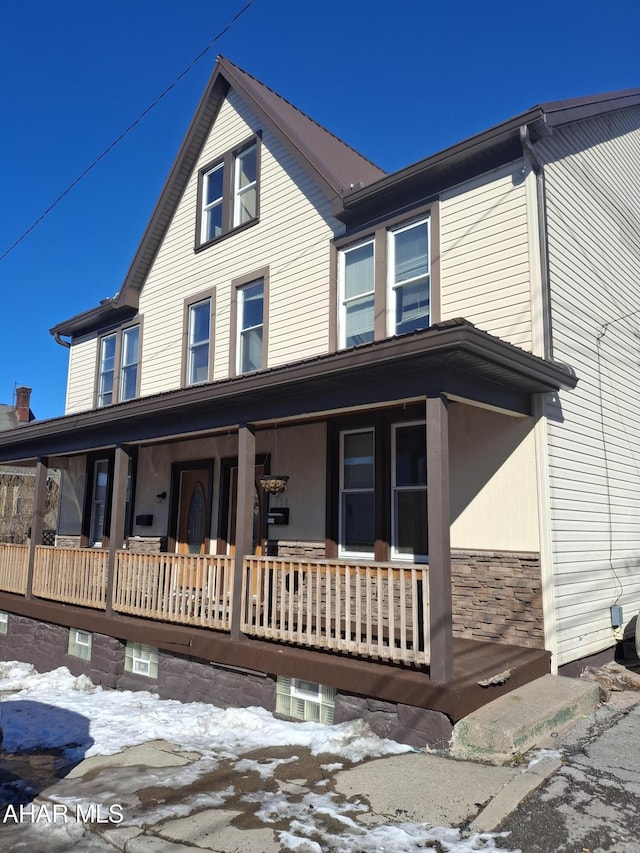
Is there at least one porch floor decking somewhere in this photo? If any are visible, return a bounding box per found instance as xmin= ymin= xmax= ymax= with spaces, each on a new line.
xmin=0 ymin=590 xmax=549 ymax=722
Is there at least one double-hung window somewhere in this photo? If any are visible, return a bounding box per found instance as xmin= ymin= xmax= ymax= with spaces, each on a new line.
xmin=201 ymin=163 xmax=224 ymax=243
xmin=97 ymin=334 xmax=116 ymax=407
xmin=97 ymin=323 xmax=141 ymax=407
xmin=339 ymin=239 xmax=375 ymax=348
xmin=233 ymin=143 xmax=257 ymax=227
xmin=120 ymin=326 xmax=139 ymax=402
xmin=388 ymin=217 xmax=431 ymax=336
xmin=197 ymin=138 xmax=259 ymax=248
xmin=391 ymin=422 xmax=428 ymax=561
xmin=187 ymin=298 xmax=212 ymax=385
xmin=339 ymin=429 xmax=375 ymax=558
xmin=237 ymin=279 xmax=264 ymax=374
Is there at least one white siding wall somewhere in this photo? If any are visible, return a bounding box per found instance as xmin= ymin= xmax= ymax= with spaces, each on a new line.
xmin=540 ymin=107 xmax=640 ymax=665
xmin=440 ymin=162 xmax=534 ymax=350
xmin=65 ymin=336 xmax=97 ymax=414
xmin=139 ymin=91 xmax=341 ymax=396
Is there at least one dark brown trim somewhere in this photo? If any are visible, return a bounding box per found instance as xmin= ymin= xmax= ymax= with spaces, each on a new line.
xmin=181 ymin=288 xmax=216 ymax=388
xmin=0 ymin=590 xmax=551 ymax=721
xmin=166 ymin=459 xmax=215 ymax=554
xmin=194 ymin=133 xmax=261 ymax=252
xmin=232 ymin=424 xmax=255 ymax=639
xmin=229 ymin=267 xmax=270 ymax=377
xmin=0 ymin=320 xmax=577 ymax=465
xmin=26 ymin=457 xmax=48 ymax=599
xmin=93 ymin=316 xmax=144 ymax=408
xmin=107 ymin=446 xmax=130 ymax=616
xmin=81 ymin=451 xmax=115 ymax=548
xmin=327 ymin=405 xmax=425 ymax=562
xmin=426 ymin=393 xmax=453 ymax=683
xmin=328 ymin=241 xmax=338 ymax=353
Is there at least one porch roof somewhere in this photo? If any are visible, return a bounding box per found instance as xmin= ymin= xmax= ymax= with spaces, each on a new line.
xmin=0 ymin=319 xmax=576 ymax=464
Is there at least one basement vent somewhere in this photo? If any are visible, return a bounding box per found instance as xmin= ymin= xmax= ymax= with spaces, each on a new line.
xmin=125 ymin=642 xmax=158 ymax=679
xmin=68 ymin=628 xmax=92 ymax=661
xmin=276 ymin=676 xmax=336 ymax=724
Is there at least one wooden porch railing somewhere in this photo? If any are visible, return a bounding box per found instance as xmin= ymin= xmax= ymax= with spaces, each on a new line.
xmin=113 ymin=551 xmax=233 ymax=630
xmin=32 ymin=545 xmax=108 ymax=608
xmin=241 ymin=556 xmax=430 ymax=666
xmin=0 ymin=542 xmax=29 ymax=595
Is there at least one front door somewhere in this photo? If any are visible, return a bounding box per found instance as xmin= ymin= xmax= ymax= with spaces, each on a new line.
xmin=176 ymin=467 xmax=211 ymax=555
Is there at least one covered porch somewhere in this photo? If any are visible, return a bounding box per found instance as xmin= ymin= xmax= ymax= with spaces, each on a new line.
xmin=0 ymin=320 xmax=576 ymax=718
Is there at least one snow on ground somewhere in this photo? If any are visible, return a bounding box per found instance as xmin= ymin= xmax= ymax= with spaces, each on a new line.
xmin=0 ymin=662 xmax=520 ymax=852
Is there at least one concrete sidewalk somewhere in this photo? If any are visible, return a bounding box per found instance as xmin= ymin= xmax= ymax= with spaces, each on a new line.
xmin=1 ymin=663 xmax=639 ymax=852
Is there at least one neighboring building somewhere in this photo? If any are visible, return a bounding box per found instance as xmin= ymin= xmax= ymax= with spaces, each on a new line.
xmin=0 ymin=388 xmax=59 ymax=544
xmin=0 ymin=59 xmax=638 ymax=746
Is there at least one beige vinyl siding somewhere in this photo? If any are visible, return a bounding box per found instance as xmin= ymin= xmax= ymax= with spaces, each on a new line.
xmin=439 ymin=162 xmax=533 ymax=350
xmin=539 ymin=106 xmax=640 ymax=665
xmin=65 ymin=337 xmax=97 ymax=414
xmin=449 ymin=402 xmax=539 ymax=552
xmin=138 ymin=90 xmax=341 ymax=397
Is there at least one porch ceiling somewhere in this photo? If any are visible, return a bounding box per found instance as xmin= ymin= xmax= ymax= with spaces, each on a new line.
xmin=0 ymin=319 xmax=576 ymax=463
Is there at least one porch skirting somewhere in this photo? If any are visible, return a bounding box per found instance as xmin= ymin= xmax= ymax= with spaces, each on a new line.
xmin=451 ymin=550 xmax=544 ymax=649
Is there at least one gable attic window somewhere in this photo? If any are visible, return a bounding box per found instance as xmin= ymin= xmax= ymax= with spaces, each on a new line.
xmin=197 ymin=136 xmax=260 ymax=249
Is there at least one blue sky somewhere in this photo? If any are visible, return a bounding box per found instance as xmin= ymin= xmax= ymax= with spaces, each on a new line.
xmin=1 ymin=0 xmax=639 ymax=420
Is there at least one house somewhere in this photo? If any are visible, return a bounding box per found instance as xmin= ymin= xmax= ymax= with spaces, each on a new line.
xmin=0 ymin=387 xmax=59 ymax=545
xmin=0 ymin=58 xmax=638 ymax=747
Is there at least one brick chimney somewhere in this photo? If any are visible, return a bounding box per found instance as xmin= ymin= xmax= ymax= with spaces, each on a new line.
xmin=15 ymin=386 xmax=32 ymax=423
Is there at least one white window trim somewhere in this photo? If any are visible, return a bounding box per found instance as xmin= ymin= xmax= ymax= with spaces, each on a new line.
xmin=338 ymin=428 xmax=375 ymax=560
xmin=233 ymin=143 xmax=257 ymax=228
xmin=338 ymin=238 xmax=375 ymax=350
xmin=201 ymin=162 xmax=224 ymax=244
xmin=187 ymin=297 xmax=212 ymax=386
xmin=97 ymin=333 xmax=117 ymax=407
xmin=390 ymin=421 xmax=428 ymax=563
xmin=119 ymin=325 xmax=140 ymax=402
xmin=236 ymin=279 xmax=264 ymax=375
xmin=386 ymin=216 xmax=431 ymax=337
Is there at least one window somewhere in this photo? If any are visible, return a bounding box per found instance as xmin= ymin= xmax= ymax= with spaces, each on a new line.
xmin=201 ymin=163 xmax=224 ymax=243
xmin=0 ymin=611 xmax=8 ymax=635
xmin=339 ymin=239 xmax=375 ymax=348
xmin=276 ymin=676 xmax=336 ymax=724
xmin=68 ymin=628 xmax=92 ymax=660
xmin=97 ymin=333 xmax=116 ymax=407
xmin=90 ymin=459 xmax=109 ymax=547
xmin=388 ymin=218 xmax=430 ymax=336
xmin=233 ymin=143 xmax=257 ymax=227
xmin=391 ymin=423 xmax=428 ymax=561
xmin=197 ymin=138 xmax=259 ymax=248
xmin=124 ymin=642 xmax=158 ymax=678
xmin=187 ymin=298 xmax=211 ymax=385
xmin=237 ymin=279 xmax=264 ymax=374
xmin=96 ymin=323 xmax=141 ymax=407
xmin=120 ymin=326 xmax=139 ymax=402
xmin=339 ymin=429 xmax=375 ymax=558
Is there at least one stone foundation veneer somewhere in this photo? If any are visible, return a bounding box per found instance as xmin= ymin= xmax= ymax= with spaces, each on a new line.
xmin=0 ymin=612 xmax=450 ymax=748
xmin=451 ymin=549 xmax=544 ymax=649
xmin=267 ymin=540 xmax=326 ymax=559
xmin=127 ymin=536 xmax=168 ymax=554
xmin=55 ymin=534 xmax=82 ymax=548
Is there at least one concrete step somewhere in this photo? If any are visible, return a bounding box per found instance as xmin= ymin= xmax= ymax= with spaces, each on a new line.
xmin=449 ymin=674 xmax=601 ymax=764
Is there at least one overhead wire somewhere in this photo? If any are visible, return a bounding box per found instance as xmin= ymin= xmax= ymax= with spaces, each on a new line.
xmin=0 ymin=0 xmax=255 ymax=263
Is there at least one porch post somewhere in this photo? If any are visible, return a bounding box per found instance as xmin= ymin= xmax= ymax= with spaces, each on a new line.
xmin=106 ymin=445 xmax=129 ymax=616
xmin=231 ymin=423 xmax=255 ymax=640
xmin=26 ymin=456 xmax=48 ymax=600
xmin=426 ymin=393 xmax=453 ymax=683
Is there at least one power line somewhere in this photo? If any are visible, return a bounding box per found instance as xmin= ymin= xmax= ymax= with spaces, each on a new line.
xmin=0 ymin=0 xmax=255 ymax=264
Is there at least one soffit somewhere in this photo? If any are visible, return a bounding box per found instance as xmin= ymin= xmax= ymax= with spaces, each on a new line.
xmin=0 ymin=320 xmax=577 ymax=463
